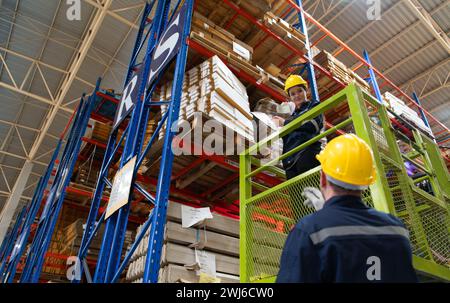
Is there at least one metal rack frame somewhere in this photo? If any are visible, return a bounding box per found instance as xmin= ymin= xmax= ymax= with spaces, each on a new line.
xmin=2 ymin=0 xmax=449 ymax=283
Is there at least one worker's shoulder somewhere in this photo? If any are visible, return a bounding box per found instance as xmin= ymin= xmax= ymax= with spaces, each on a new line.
xmin=366 ymin=207 xmax=406 ymax=227
xmin=296 ymin=205 xmax=406 ymax=235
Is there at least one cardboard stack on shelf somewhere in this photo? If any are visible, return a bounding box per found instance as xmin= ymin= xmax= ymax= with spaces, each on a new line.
xmin=59 ymin=219 xmax=134 ymax=268
xmin=41 ymin=230 xmax=66 ymax=277
xmin=125 ymin=201 xmax=240 ymax=283
xmin=59 ymin=219 xmax=104 ymax=260
xmin=263 ymin=12 xmax=306 ymax=53
xmin=191 ymin=12 xmax=253 ymax=63
xmin=383 ymin=92 xmax=433 ymax=137
xmin=159 ymin=55 xmax=254 ymax=143
xmin=40 ymin=205 xmax=86 ymax=278
xmin=313 ymin=50 xmax=370 ymax=96
xmin=190 ymin=12 xmax=286 ymax=97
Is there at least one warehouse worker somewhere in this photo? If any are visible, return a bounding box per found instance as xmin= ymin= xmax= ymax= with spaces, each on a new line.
xmin=273 ymin=75 xmax=325 ymax=180
xmin=277 ymin=134 xmax=418 ymax=283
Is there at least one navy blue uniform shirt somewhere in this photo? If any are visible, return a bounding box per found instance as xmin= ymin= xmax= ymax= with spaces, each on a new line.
xmin=276 ymin=195 xmax=418 ymax=283
xmin=282 ymin=101 xmax=324 ymax=170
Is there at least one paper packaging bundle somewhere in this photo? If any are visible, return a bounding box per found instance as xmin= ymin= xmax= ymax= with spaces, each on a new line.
xmin=159 ymin=55 xmax=254 ymax=143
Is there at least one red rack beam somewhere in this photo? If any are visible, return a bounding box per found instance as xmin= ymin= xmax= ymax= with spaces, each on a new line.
xmin=285 ymin=0 xmax=449 ymax=136
xmin=201 ymin=173 xmax=239 ymax=198
xmin=188 ymin=39 xmax=286 ymax=101
xmin=171 ymin=157 xmax=206 ymax=181
xmin=224 ymin=12 xmax=239 ymax=30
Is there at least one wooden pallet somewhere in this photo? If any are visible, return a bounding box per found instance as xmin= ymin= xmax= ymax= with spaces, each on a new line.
xmin=126 ymin=202 xmax=240 ymax=283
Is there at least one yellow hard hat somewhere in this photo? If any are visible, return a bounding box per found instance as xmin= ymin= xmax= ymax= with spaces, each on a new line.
xmin=316 ymin=134 xmax=377 ymax=190
xmin=285 ymin=74 xmax=308 ymax=93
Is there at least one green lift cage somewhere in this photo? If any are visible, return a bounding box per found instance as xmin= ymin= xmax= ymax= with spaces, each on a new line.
xmin=240 ymin=84 xmax=450 ymax=283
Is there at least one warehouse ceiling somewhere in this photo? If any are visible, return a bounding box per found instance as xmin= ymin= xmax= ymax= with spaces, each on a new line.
xmin=0 ymin=0 xmax=448 ymax=213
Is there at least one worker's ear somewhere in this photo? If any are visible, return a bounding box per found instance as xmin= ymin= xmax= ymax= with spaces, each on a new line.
xmin=320 ymin=170 xmax=327 ymax=189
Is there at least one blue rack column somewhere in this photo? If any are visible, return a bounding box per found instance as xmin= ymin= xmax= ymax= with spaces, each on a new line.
xmin=0 ymin=205 xmax=27 ymax=277
xmin=75 ymin=1 xmax=156 ymax=283
xmin=2 ymin=139 xmax=63 ymax=283
xmin=363 ymin=50 xmax=384 ymax=105
xmin=294 ymin=0 xmax=320 ymax=103
xmin=19 ymin=80 xmax=101 ymax=283
xmin=142 ymin=0 xmax=194 ymax=283
xmin=93 ymin=0 xmax=173 ymax=283
xmin=412 ymin=93 xmax=432 ymax=135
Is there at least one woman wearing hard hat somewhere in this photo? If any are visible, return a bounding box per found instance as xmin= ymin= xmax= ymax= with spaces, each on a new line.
xmin=274 ymin=74 xmax=326 ymax=179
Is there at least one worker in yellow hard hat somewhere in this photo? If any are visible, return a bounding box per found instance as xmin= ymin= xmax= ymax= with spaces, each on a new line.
xmin=277 ymin=134 xmax=418 ymax=283
xmin=274 ymin=74 xmax=325 ymax=179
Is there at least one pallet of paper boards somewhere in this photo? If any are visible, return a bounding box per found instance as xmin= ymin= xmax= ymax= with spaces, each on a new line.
xmin=314 ymin=50 xmax=370 ymax=96
xmin=125 ymin=201 xmax=240 ymax=283
xmin=159 ymin=55 xmax=254 ymax=142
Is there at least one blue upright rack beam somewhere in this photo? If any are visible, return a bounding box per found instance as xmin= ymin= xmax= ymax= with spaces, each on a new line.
xmin=0 ymin=205 xmax=27 ymax=277
xmin=76 ymin=0 xmax=194 ymax=283
xmin=1 ymin=139 xmax=63 ymax=283
xmin=18 ymin=80 xmax=101 ymax=283
xmin=74 ymin=1 xmax=156 ymax=283
xmin=294 ymin=0 xmax=320 ymax=104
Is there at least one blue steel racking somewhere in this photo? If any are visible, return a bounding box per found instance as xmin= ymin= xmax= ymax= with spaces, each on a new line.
xmin=15 ymin=80 xmax=101 ymax=283
xmin=2 ymin=0 xmax=448 ymax=283
xmin=75 ymin=0 xmax=195 ymax=283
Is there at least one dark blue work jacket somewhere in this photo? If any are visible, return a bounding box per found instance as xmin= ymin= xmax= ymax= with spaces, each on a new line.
xmin=282 ymin=101 xmax=324 ymax=170
xmin=276 ymin=195 xmax=418 ymax=283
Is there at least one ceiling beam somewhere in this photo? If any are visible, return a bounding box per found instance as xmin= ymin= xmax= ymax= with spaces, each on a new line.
xmin=82 ymin=0 xmax=140 ymax=29
xmin=26 ymin=0 xmax=114 ymax=161
xmin=0 ymin=81 xmax=72 ymax=113
xmin=382 ymin=38 xmax=442 ymax=75
xmin=308 ymin=0 xmax=356 ymax=41
xmin=404 ymin=0 xmax=450 ymax=54
xmin=420 ymin=83 xmax=449 ymax=100
xmin=430 ymin=102 xmax=450 ymax=114
xmin=0 ymin=164 xmax=41 ymax=177
xmin=398 ymin=57 xmax=450 ymax=92
xmin=349 ymin=1 xmax=448 ymax=70
xmin=0 ymin=47 xmax=95 ymax=88
xmin=0 ymin=151 xmax=47 ymax=166
xmin=0 ymin=119 xmax=59 ymax=140
xmin=329 ymin=0 xmax=405 ymax=54
xmin=0 ymin=8 xmax=129 ymax=71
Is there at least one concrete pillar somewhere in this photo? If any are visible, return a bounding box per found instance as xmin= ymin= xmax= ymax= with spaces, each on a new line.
xmin=0 ymin=160 xmax=33 ymax=245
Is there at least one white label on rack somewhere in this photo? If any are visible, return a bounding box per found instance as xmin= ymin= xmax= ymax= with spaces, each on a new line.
xmin=279 ymin=18 xmax=290 ymax=28
xmin=105 ymin=156 xmax=136 ymax=219
xmin=181 ymin=205 xmax=213 ymax=228
xmin=232 ymin=42 xmax=250 ymax=61
xmin=196 ymin=250 xmax=216 ymax=277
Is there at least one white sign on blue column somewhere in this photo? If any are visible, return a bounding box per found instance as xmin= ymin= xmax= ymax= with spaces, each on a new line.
xmin=112 ymin=3 xmax=188 ymax=131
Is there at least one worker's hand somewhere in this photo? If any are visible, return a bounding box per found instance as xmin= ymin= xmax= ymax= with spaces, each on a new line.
xmin=302 ymin=187 xmax=325 ymax=211
xmin=272 ymin=116 xmax=285 ymax=126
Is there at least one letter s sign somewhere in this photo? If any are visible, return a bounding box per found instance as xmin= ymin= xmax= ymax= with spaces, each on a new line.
xmin=147 ymin=3 xmax=187 ymax=87
xmin=112 ymin=4 xmax=187 ymax=131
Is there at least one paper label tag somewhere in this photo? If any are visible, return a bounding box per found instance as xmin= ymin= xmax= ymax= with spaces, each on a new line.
xmin=181 ymin=205 xmax=213 ymax=228
xmin=232 ymin=42 xmax=250 ymax=61
xmin=195 ymin=250 xmax=216 ymax=277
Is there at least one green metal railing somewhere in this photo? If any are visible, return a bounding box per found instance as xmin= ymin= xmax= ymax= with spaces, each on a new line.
xmin=240 ymin=84 xmax=450 ymax=282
